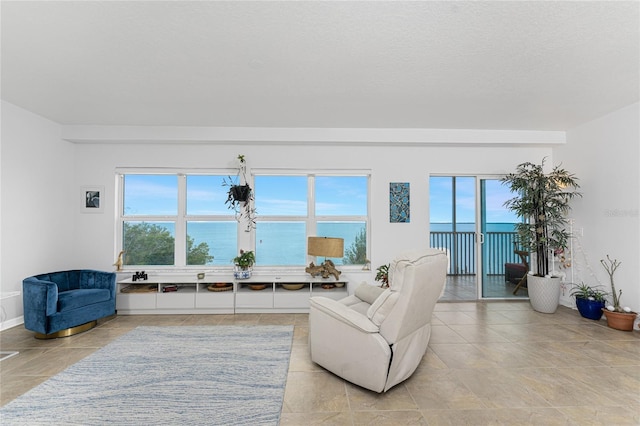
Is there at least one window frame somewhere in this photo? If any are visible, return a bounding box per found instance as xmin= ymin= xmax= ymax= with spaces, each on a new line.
xmin=115 ymin=168 xmax=371 ymax=271
xmin=116 ymin=168 xmax=237 ymax=269
xmin=252 ymin=170 xmax=370 ymax=269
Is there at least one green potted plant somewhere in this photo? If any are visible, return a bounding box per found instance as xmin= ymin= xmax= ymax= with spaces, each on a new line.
xmin=600 ymin=255 xmax=637 ymax=331
xmin=232 ymin=249 xmax=255 ymax=279
xmin=223 ymin=154 xmax=257 ymax=231
xmin=570 ymin=282 xmax=607 ymax=320
xmin=375 ymin=264 xmax=389 ymax=288
xmin=501 ymin=159 xmax=581 ymax=313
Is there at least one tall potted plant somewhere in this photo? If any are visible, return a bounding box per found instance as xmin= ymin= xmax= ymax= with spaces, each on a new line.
xmin=501 ymin=159 xmax=581 ymax=313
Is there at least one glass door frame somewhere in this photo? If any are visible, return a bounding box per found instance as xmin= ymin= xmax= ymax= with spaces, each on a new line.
xmin=430 ymin=174 xmax=523 ymax=301
xmin=476 ymin=175 xmax=527 ymax=300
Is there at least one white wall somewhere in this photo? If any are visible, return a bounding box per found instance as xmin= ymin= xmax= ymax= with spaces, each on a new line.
xmin=554 ymin=103 xmax=640 ymax=321
xmin=0 ymin=101 xmax=76 ymax=330
xmin=2 ymin=101 xmax=561 ymax=328
xmin=3 ymin=99 xmax=636 ymax=329
xmin=72 ymin=141 xmax=551 ymax=273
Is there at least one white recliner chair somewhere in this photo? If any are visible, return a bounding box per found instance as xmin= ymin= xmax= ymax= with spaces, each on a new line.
xmin=309 ymin=248 xmax=447 ymax=393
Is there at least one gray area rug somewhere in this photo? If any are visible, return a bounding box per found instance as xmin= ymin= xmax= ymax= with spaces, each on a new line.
xmin=0 ymin=325 xmax=294 ymax=425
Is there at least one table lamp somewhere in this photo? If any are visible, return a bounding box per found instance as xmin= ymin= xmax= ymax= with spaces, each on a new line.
xmin=306 ymin=236 xmax=344 ymax=280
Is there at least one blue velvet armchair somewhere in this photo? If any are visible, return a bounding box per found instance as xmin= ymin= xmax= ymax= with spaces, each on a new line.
xmin=23 ymin=269 xmax=116 ymax=338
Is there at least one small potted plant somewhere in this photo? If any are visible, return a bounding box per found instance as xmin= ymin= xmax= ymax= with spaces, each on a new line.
xmin=232 ymin=249 xmax=255 ymax=279
xmin=375 ymin=264 xmax=389 ymax=288
xmin=600 ymin=255 xmax=637 ymax=331
xmin=223 ymin=154 xmax=257 ymax=231
xmin=570 ymin=282 xmax=607 ymax=320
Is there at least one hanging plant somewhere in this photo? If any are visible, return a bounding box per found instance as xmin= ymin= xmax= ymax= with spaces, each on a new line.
xmin=230 ymin=184 xmax=251 ymax=203
xmin=222 ymin=154 xmax=257 ymax=231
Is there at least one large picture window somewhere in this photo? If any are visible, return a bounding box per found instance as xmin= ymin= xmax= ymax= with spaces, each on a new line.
xmin=118 ymin=172 xmax=236 ymax=267
xmin=117 ymin=170 xmax=369 ymax=269
xmin=254 ymin=174 xmax=368 ymax=267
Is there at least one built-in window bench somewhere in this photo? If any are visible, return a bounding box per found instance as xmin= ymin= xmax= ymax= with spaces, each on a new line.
xmin=116 ymin=273 xmax=349 ymax=314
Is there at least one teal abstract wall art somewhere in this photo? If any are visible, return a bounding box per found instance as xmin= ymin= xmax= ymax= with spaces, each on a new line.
xmin=389 ymin=182 xmax=410 ymax=223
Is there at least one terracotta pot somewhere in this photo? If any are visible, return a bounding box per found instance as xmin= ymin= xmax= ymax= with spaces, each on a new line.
xmin=602 ymin=309 xmax=637 ymax=331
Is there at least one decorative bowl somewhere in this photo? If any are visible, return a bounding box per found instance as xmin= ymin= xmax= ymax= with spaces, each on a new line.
xmin=282 ymin=283 xmax=304 ymax=291
xmin=207 ymin=284 xmax=233 ymax=292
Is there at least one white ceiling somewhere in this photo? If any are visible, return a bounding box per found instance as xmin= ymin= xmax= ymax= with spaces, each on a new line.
xmin=1 ymin=1 xmax=638 ymax=131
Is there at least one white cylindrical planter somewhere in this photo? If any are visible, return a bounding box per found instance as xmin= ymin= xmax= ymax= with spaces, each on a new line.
xmin=527 ymin=275 xmax=561 ymax=313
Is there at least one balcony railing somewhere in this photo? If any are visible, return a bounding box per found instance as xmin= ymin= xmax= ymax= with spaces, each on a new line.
xmin=430 ymin=231 xmax=521 ymax=275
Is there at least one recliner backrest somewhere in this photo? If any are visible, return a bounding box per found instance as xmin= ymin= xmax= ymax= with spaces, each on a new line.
xmin=377 ymin=249 xmax=447 ymax=344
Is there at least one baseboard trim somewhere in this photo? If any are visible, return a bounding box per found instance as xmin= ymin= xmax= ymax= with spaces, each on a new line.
xmin=0 ymin=316 xmax=24 ymax=332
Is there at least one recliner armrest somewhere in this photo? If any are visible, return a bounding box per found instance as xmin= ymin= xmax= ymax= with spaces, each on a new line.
xmin=353 ymin=282 xmax=386 ymax=304
xmin=310 ymin=296 xmax=379 ymax=333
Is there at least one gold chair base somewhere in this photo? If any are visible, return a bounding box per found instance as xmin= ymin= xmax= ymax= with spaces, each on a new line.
xmin=34 ymin=320 xmax=97 ymax=339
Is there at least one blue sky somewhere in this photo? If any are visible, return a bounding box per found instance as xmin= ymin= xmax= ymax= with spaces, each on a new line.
xmin=123 ymin=174 xmax=517 ymax=223
xmin=123 ymin=175 xmax=368 ymax=216
xmin=429 ymin=176 xmax=519 ymax=224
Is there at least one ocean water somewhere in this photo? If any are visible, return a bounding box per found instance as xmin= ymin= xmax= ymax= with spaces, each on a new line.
xmin=187 ymin=222 xmax=516 ymax=267
xmin=430 ymin=222 xmax=516 ymax=232
xmin=188 ymin=222 xmax=366 ymax=266
xmin=133 ymin=221 xmax=516 ymax=267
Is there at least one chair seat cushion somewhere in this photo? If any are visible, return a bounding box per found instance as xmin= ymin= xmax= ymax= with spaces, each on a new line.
xmin=57 ymin=289 xmax=111 ymax=312
xmin=505 ymin=263 xmax=526 ymax=272
xmin=339 ymin=295 xmax=371 ymax=315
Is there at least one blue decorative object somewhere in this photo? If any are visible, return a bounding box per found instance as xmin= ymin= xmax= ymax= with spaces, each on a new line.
xmin=233 ymin=267 xmax=252 ymax=280
xmin=22 ymin=270 xmax=116 ymax=338
xmin=575 ymin=297 xmax=606 ymax=320
xmin=389 ymin=182 xmax=410 ymax=223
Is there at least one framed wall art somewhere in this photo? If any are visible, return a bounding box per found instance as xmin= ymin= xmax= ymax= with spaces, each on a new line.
xmin=389 ymin=182 xmax=410 ymax=223
xmin=81 ymin=186 xmax=104 ymax=213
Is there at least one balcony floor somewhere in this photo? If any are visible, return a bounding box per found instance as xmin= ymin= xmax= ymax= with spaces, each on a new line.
xmin=440 ymin=274 xmax=529 ymax=301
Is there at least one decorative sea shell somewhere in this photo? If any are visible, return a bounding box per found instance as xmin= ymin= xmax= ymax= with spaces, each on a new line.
xmin=606 ymin=305 xmax=615 ymax=311
xmin=623 ymin=307 xmax=631 ymax=313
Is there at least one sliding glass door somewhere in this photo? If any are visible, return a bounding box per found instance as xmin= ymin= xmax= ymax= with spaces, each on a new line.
xmin=479 ymin=178 xmax=525 ymax=298
xmin=430 ymin=176 xmax=477 ymax=300
xmin=430 ymin=176 xmax=523 ymax=300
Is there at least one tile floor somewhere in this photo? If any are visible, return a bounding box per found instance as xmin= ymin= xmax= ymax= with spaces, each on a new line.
xmin=440 ymin=275 xmax=529 ymax=302
xmin=1 ymin=302 xmax=639 ymax=425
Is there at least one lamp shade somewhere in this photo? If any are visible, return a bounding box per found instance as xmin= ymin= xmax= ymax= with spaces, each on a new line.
xmin=307 ymin=237 xmax=344 ymax=258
